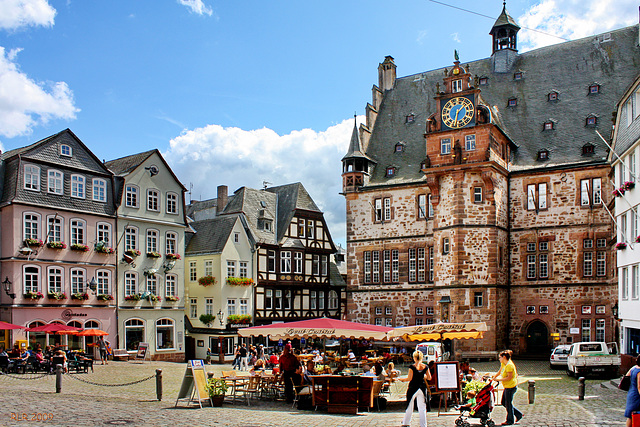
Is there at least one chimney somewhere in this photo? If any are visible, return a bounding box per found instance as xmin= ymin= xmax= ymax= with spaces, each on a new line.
xmin=217 ymin=185 xmax=228 ymax=214
xmin=378 ymin=56 xmax=396 ymax=91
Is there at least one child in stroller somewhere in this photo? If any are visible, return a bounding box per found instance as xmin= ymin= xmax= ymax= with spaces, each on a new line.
xmin=455 ymin=381 xmax=496 ymax=427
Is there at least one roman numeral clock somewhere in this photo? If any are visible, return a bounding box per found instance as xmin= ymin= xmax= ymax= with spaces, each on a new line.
xmin=441 ymin=95 xmax=475 ymax=130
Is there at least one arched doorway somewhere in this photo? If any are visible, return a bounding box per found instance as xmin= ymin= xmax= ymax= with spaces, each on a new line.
xmin=526 ymin=320 xmax=550 ymax=354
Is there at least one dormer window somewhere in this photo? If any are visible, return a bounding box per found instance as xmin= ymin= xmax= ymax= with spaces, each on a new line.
xmin=507 ymin=98 xmax=517 ymax=108
xmin=452 ymin=79 xmax=462 ymax=93
xmin=259 ymin=219 xmax=273 ymax=232
xmin=479 ymin=77 xmax=488 ymax=86
xmin=514 ymin=72 xmax=523 ymax=81
xmin=588 ymin=84 xmax=600 ymax=94
xmin=585 ymin=115 xmax=597 ymax=126
xmin=582 ymin=144 xmax=595 ymax=155
xmin=386 ymin=167 xmax=396 ymax=177
xmin=548 ymin=91 xmax=559 ymax=101
xmin=405 ymin=114 xmax=415 ymax=123
xmin=60 ymin=144 xmax=72 ymax=157
xmin=543 ymin=121 xmax=554 ymax=131
xmin=538 ymin=150 xmax=549 ymax=161
xmin=395 ymin=142 xmax=404 ymax=153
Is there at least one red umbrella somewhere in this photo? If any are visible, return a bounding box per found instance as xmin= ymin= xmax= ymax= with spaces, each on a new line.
xmin=0 ymin=321 xmax=24 ymax=330
xmin=76 ymin=329 xmax=109 ymax=337
xmin=238 ymin=317 xmax=393 ymax=340
xmin=26 ymin=323 xmax=82 ymax=334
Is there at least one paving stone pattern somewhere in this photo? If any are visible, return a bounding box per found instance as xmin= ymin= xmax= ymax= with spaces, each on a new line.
xmin=0 ymin=359 xmax=627 ymax=426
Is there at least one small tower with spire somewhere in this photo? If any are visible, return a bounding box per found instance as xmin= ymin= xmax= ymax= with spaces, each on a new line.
xmin=342 ymin=116 xmax=376 ymax=193
xmin=490 ymin=1 xmax=520 ymax=73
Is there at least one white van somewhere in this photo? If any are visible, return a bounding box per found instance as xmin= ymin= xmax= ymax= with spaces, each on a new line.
xmin=415 ymin=342 xmax=443 ymax=363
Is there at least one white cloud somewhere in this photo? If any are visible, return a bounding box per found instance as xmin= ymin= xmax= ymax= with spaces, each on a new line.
xmin=0 ymin=47 xmax=79 ymax=138
xmin=451 ymin=32 xmax=461 ymax=43
xmin=0 ymin=0 xmax=56 ymax=30
xmin=518 ymin=0 xmax=637 ymax=51
xmin=163 ymin=117 xmax=363 ymax=245
xmin=416 ymin=30 xmax=428 ymax=44
xmin=177 ymin=0 xmax=213 ymax=16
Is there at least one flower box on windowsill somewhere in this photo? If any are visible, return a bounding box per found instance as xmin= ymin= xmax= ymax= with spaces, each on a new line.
xmin=616 ymin=242 xmax=628 ymax=250
xmin=226 ymin=314 xmax=252 ymax=325
xmin=47 ymin=241 xmax=67 ymax=250
xmin=125 ymin=249 xmax=141 ymax=257
xmin=47 ymin=292 xmax=67 ymax=300
xmin=198 ymin=276 xmax=217 ymax=287
xmin=70 ymin=244 xmax=90 ymax=252
xmin=146 ymin=251 xmax=161 ymax=258
xmin=165 ymin=253 xmax=181 ymax=260
xmin=165 ymin=296 xmax=179 ymax=302
xmin=624 ymin=181 xmax=636 ymax=191
xmin=24 ymin=238 xmax=43 ymax=247
xmin=24 ymin=291 xmax=44 ymax=300
xmin=95 ymin=246 xmax=115 ymax=254
xmin=226 ymin=277 xmax=254 ymax=286
xmin=97 ymin=294 xmax=114 ymax=301
xmin=71 ymin=292 xmax=89 ymax=300
xmin=613 ymin=188 xmax=626 ymax=197
xmin=124 ymin=294 xmax=141 ymax=301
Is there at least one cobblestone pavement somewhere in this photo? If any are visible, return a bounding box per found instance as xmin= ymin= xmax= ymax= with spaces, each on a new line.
xmin=0 ymin=359 xmax=627 ymax=426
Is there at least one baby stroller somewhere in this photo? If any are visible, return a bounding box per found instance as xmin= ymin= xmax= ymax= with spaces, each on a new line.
xmin=455 ymin=381 xmax=496 ymax=427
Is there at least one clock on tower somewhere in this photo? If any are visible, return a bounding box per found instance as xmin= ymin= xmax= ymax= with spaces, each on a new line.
xmin=441 ymin=95 xmax=475 ymax=130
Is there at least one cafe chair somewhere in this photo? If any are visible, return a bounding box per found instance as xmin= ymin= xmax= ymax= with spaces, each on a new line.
xmin=237 ymin=375 xmax=261 ymax=406
xmin=0 ymin=354 xmax=13 ymax=373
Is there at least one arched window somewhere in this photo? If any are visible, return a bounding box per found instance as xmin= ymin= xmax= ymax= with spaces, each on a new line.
xmin=48 ymin=169 xmax=63 ymax=194
xmin=124 ymin=271 xmax=138 ymax=296
xmin=23 ymin=265 xmax=40 ymax=293
xmin=124 ymin=318 xmax=145 ymax=351
xmin=27 ymin=321 xmax=45 ymax=349
xmin=97 ymin=222 xmax=111 ymax=247
xmin=147 ymin=189 xmax=159 ymax=211
xmin=68 ymin=320 xmax=83 ymax=350
xmin=124 ymin=226 xmax=138 ymax=251
xmin=23 ymin=212 xmax=41 ymax=240
xmin=47 ymin=215 xmax=63 ymax=243
xmin=166 ymin=192 xmax=178 ymax=214
xmin=165 ymin=274 xmax=177 ymax=297
xmin=71 ymin=174 xmax=85 ymax=199
xmin=70 ymin=219 xmax=86 ymax=245
xmin=156 ymin=318 xmax=175 ymax=350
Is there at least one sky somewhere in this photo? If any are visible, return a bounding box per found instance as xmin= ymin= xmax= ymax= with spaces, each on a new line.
xmin=0 ymin=0 xmax=638 ymax=246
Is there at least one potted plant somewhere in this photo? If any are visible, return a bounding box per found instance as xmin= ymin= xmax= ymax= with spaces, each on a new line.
xmin=198 ymin=276 xmax=217 ymax=287
xmin=199 ymin=314 xmax=215 ymax=326
xmin=47 ymin=291 xmax=67 ymax=300
xmin=146 ymin=251 xmax=161 ymax=258
xmin=47 ymin=241 xmax=67 ymax=249
xmin=97 ymin=294 xmax=114 ymax=301
xmin=70 ymin=243 xmax=90 ymax=252
xmin=206 ymin=377 xmax=228 ymax=407
xmin=24 ymin=291 xmax=44 ymax=300
xmin=24 ymin=238 xmax=43 ymax=247
xmin=71 ymin=292 xmax=90 ymax=300
xmin=625 ymin=181 xmax=635 ymax=190
xmin=165 ymin=253 xmax=181 ymax=260
xmin=95 ymin=245 xmax=115 ymax=254
xmin=125 ymin=249 xmax=141 ymax=257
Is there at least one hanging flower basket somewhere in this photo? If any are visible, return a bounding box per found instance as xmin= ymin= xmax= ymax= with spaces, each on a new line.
xmin=165 ymin=295 xmax=179 ymax=302
xmin=124 ymin=294 xmax=141 ymax=301
xmin=226 ymin=277 xmax=254 ymax=286
xmin=24 ymin=238 xmax=43 ymax=247
xmin=70 ymin=243 xmax=90 ymax=252
xmin=199 ymin=314 xmax=215 ymax=326
xmin=125 ymin=249 xmax=141 ymax=257
xmin=47 ymin=241 xmax=67 ymax=249
xmin=165 ymin=253 xmax=181 ymax=260
xmin=97 ymin=294 xmax=114 ymax=301
xmin=71 ymin=292 xmax=90 ymax=300
xmin=616 ymin=242 xmax=628 ymax=250
xmin=24 ymin=291 xmax=44 ymax=300
xmin=146 ymin=251 xmax=161 ymax=258
xmin=47 ymin=292 xmax=67 ymax=300
xmin=625 ymin=181 xmax=636 ymax=190
xmin=146 ymin=294 xmax=161 ymax=303
xmin=198 ymin=276 xmax=217 ymax=287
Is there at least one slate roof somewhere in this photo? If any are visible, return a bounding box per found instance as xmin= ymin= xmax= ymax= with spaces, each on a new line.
xmin=361 ymin=24 xmax=640 ymax=187
xmin=491 ymin=4 xmax=520 ymax=30
xmin=265 ymin=183 xmax=321 ymax=242
xmin=104 ymin=150 xmax=156 ymax=175
xmin=185 ymin=214 xmax=241 ymax=255
xmin=222 ymin=186 xmax=279 ymax=245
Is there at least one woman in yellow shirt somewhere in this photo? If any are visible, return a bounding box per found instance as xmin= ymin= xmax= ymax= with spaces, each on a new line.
xmin=492 ymin=350 xmax=523 ymax=425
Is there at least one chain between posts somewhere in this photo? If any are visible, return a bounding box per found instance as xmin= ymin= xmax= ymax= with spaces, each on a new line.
xmin=65 ymin=372 xmax=157 ymax=387
xmin=0 ymin=371 xmax=50 ymax=380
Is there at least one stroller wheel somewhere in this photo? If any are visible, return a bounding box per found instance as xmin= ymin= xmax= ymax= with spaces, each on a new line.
xmin=486 ymin=420 xmax=496 ymax=427
xmin=455 ymin=418 xmax=464 ymax=426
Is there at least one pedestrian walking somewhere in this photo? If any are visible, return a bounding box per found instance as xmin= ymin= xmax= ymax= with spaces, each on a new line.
xmin=399 ymin=349 xmax=432 ymax=427
xmin=97 ymin=336 xmax=109 ymax=365
xmin=232 ymin=345 xmax=241 ymax=370
xmin=624 ymin=356 xmax=640 ymax=427
xmin=239 ymin=343 xmax=249 ymax=371
xmin=492 ymin=349 xmax=522 ymax=425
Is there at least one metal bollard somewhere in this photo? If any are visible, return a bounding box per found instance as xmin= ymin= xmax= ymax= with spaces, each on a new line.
xmin=528 ymin=379 xmax=535 ymax=404
xmin=156 ymin=369 xmax=163 ymax=401
xmin=578 ymin=377 xmax=585 ymax=400
xmin=55 ymin=365 xmax=62 ymax=393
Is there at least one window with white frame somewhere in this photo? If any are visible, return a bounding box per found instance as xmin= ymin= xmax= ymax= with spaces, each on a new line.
xmin=322 ymin=255 xmax=328 ymax=276
xmin=125 ymin=185 xmax=139 ymax=208
xmin=630 ymin=152 xmax=637 ymax=182
xmin=234 ymin=233 xmax=239 ymax=243
xmin=70 ymin=268 xmax=85 ymax=294
xmin=442 ymin=238 xmax=450 ymax=255
xmin=527 ymin=183 xmax=548 ymax=210
xmin=364 ymin=252 xmax=372 ymax=283
xmin=268 ymin=250 xmax=276 ymax=273
xmin=60 ymin=144 xmax=72 ymax=156
xmin=191 ymin=298 xmax=199 ymax=318
xmin=97 ymin=223 xmax=111 ymax=247
xmin=204 ymin=260 xmax=213 ymax=277
xmin=417 ymin=248 xmax=426 ymax=282
xmin=47 ymin=216 xmax=62 ymax=242
xmin=265 ymin=289 xmax=272 ymax=309
xmin=240 ymin=298 xmax=248 ymax=315
xmin=298 ymin=219 xmax=306 ymax=238
xmin=375 ymin=306 xmax=382 ymax=315
xmin=146 ymin=275 xmax=157 ymax=296
xmin=384 ymin=198 xmax=391 ymax=221
xmin=124 ymin=226 xmax=137 ymax=251
xmin=408 ymin=249 xmax=417 ymax=282
xmin=189 ymin=262 xmax=197 ymax=281
xmin=383 ymin=250 xmax=391 ymax=282
xmin=147 ymin=229 xmax=158 ymax=253
xmin=583 ymin=251 xmax=593 ymax=277
xmin=596 ymin=251 xmax=606 ymax=277
xmin=416 ymin=307 xmax=424 ymax=316
xmin=156 ymin=318 xmax=175 ymax=350
xmin=239 ymin=261 xmax=248 ymax=278
xmin=428 ymin=246 xmax=434 ymax=282
xmin=374 ymin=198 xmax=383 ymax=221
xmin=452 ymin=79 xmax=462 ymax=93
xmin=386 ymin=318 xmax=393 ymax=327
xmin=375 ymin=318 xmax=382 ymax=326
xmin=166 ymin=232 xmax=177 ymax=255
xmin=70 ymin=219 xmax=85 ymax=245
xmin=147 ymin=189 xmax=159 ymax=211
xmin=465 ymin=134 xmax=476 ymax=151
xmin=24 ymin=213 xmax=40 ymax=240
xmin=385 ymin=306 xmax=392 ymax=316
xmin=227 ymin=260 xmax=236 ymax=278
xmin=48 ymin=267 xmax=63 ymax=294
xmin=473 ymin=187 xmax=483 ymax=203
xmin=96 ymin=270 xmax=110 ymax=295
xmin=633 ymin=265 xmax=639 ymax=300
xmin=581 ymin=178 xmax=602 ymax=206
xmin=311 ymin=255 xmax=319 ymax=276
xmin=166 ymin=192 xmax=178 ymax=214
xmin=418 ymin=194 xmax=427 ymax=219
xmin=281 ymin=251 xmax=291 ymax=273
xmin=93 ymin=178 xmax=106 ymax=202
xmin=428 ymin=195 xmax=434 ymax=217
xmin=24 ymin=165 xmax=40 ymax=191
xmin=205 ymin=298 xmax=213 ymax=315
xmin=71 ymin=175 xmax=85 ymax=199
xmin=595 ymin=318 xmax=605 ymax=342
xmin=307 ymin=220 xmax=314 ymax=239
xmin=581 ymin=319 xmax=591 ymax=341
xmin=623 ymin=267 xmax=629 ymax=300
xmin=48 ymin=170 xmax=63 ymax=194
xmin=124 ymin=272 xmax=137 ymax=296
xmin=391 ymin=250 xmax=399 ymax=282
xmin=441 ymin=138 xmax=452 ymax=154
xmin=328 ymin=290 xmax=338 ymax=309
xmin=372 ymin=251 xmax=380 ymax=282
xmin=227 ymin=298 xmax=236 ymax=315
xmin=621 ymin=212 xmax=628 ymax=244
xmin=124 ymin=319 xmax=145 ymax=351
xmin=24 ymin=266 xmax=39 ymax=293
xmin=474 ymin=292 xmax=484 ymax=307
xmin=165 ymin=274 xmax=176 ymax=297
xmin=294 ymin=252 xmax=303 ymax=274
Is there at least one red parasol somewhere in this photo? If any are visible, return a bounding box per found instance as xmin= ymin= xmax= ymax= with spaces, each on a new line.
xmin=0 ymin=321 xmax=24 ymax=330
xmin=76 ymin=329 xmax=109 ymax=337
xmin=26 ymin=323 xmax=82 ymax=334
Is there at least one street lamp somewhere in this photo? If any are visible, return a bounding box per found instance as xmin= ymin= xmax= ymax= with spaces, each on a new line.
xmin=3 ymin=277 xmax=15 ymax=299
xmin=86 ymin=277 xmax=97 ymax=294
xmin=217 ymin=310 xmax=225 ymax=326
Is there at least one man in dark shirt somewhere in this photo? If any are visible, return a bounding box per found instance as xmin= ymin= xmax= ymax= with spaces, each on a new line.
xmin=279 ymin=343 xmax=299 ymax=403
xmin=239 ymin=344 xmax=248 ymax=371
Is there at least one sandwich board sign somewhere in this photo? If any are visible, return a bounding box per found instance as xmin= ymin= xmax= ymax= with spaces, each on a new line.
xmin=136 ymin=342 xmax=149 ymax=361
xmin=175 ymin=360 xmax=209 ymax=408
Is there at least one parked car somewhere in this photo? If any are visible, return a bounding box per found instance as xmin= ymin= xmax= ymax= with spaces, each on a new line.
xmin=566 ymin=341 xmax=620 ymax=378
xmin=549 ymin=345 xmax=571 ymax=369
xmin=415 ymin=342 xmax=443 ymax=363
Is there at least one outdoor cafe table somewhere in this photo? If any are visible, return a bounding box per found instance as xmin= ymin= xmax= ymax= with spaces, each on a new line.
xmin=310 ymin=375 xmax=374 ymax=414
xmin=221 ymin=373 xmax=248 ymax=403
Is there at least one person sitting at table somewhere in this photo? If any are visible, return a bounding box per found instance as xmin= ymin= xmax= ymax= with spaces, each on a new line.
xmin=347 ymin=349 xmax=356 ymax=363
xmin=34 ymin=348 xmax=49 ymax=371
xmin=333 ymin=362 xmax=346 ymax=375
xmin=386 ymin=362 xmax=400 ymax=381
xmin=304 ymin=360 xmax=316 ymax=379
xmin=373 ymin=362 xmax=386 ymax=382
xmin=8 ymin=345 xmax=20 ymax=358
xmin=250 ymin=358 xmax=265 ymax=375
xmin=268 ymin=351 xmax=279 ymax=368
xmin=54 ymin=349 xmax=68 ymax=373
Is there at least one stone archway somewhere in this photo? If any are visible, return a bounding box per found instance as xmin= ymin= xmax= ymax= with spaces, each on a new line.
xmin=525 ymin=320 xmax=550 ymax=355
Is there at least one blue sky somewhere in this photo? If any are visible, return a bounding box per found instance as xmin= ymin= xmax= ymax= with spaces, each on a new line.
xmin=0 ymin=0 xmax=637 ymax=246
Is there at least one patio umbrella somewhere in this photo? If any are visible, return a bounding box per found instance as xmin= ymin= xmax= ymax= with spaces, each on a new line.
xmin=76 ymin=329 xmax=109 ymax=337
xmin=238 ymin=317 xmax=393 ymax=341
xmin=0 ymin=321 xmax=24 ymax=330
xmin=389 ymin=322 xmax=488 ymax=342
xmin=26 ymin=323 xmax=82 ymax=334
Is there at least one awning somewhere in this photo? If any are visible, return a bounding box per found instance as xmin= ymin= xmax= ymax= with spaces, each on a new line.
xmin=238 ymin=317 xmax=392 ymax=341
xmin=389 ymin=322 xmax=488 ymax=342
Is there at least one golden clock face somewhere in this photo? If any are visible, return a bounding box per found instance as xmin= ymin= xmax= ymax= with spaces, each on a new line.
xmin=441 ymin=97 xmax=475 ymax=129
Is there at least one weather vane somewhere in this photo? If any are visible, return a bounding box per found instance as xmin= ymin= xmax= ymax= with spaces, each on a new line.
xmin=454 ymin=49 xmax=459 ymax=61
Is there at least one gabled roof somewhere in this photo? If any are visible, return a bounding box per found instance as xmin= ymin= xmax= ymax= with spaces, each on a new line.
xmin=222 ymin=186 xmax=279 ymax=245
xmin=265 ymin=182 xmax=321 ymax=242
xmin=105 ymin=149 xmax=187 ymax=191
xmin=186 ymin=214 xmax=245 ymax=255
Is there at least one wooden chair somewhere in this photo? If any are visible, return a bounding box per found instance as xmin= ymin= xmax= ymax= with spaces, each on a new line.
xmin=372 ymin=380 xmax=385 ymax=411
xmin=236 ymin=375 xmax=261 ymax=406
